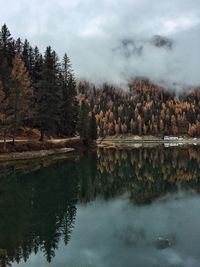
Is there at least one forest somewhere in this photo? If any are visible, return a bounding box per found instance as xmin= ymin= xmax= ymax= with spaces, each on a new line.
xmin=1 ymin=23 xmax=200 ymax=148
xmin=77 ymin=80 xmax=200 ymax=138
xmin=0 ymin=24 xmax=96 ymax=149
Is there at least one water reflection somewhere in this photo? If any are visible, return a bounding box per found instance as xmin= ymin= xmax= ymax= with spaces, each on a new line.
xmin=96 ymin=146 xmax=200 ymax=203
xmin=62 ymin=192 xmax=200 ymax=267
xmin=0 ymin=146 xmax=200 ymax=266
xmin=0 ymin=159 xmax=79 ymax=266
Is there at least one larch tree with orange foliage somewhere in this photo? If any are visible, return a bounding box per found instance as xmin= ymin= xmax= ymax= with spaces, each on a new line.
xmin=9 ymin=53 xmax=32 ymax=145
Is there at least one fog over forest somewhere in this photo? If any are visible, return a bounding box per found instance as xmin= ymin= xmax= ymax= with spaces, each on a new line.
xmin=1 ymin=2 xmax=200 ymax=266
xmin=1 ymin=0 xmax=200 ymax=89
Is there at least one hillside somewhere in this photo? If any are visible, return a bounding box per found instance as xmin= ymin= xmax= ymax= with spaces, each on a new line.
xmin=77 ymin=79 xmax=200 ymax=137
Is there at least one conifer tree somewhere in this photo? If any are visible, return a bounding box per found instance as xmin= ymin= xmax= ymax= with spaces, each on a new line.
xmin=66 ymin=73 xmax=78 ymax=135
xmin=60 ymin=53 xmax=78 ymax=136
xmin=0 ymin=24 xmax=14 ymax=62
xmin=15 ymin=37 xmax=22 ymax=54
xmin=28 ymin=46 xmax=35 ymax=79
xmin=0 ymin=80 xmax=9 ymax=150
xmin=0 ymin=24 xmax=15 ymax=95
xmin=79 ymin=101 xmax=90 ymax=142
xmin=22 ymin=39 xmax=29 ymax=68
xmin=35 ymin=46 xmax=62 ymax=141
xmin=89 ymin=112 xmax=97 ymax=140
xmin=30 ymin=46 xmax=43 ymax=129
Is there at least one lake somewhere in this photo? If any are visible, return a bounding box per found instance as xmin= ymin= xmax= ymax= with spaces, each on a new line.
xmin=1 ymin=145 xmax=200 ymax=267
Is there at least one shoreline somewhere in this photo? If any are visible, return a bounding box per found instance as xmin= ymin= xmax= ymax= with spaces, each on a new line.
xmin=97 ymin=136 xmax=200 ymax=148
xmin=0 ymin=137 xmax=95 ymax=162
xmin=0 ymin=135 xmax=199 ymax=162
xmin=0 ymin=147 xmax=75 ymax=162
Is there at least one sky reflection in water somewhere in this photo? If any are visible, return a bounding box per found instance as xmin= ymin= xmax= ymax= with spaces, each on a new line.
xmin=13 ymin=191 xmax=200 ymax=267
xmin=2 ymin=146 xmax=200 ymax=267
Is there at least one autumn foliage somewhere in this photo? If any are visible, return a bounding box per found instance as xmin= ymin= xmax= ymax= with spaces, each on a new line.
xmin=77 ymin=79 xmax=200 ymax=137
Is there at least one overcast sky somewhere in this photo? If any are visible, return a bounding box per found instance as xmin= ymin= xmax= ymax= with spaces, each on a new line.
xmin=1 ymin=0 xmax=200 ymax=89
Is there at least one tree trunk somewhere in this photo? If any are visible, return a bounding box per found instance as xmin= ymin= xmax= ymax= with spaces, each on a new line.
xmin=12 ymin=124 xmax=16 ymax=146
xmin=82 ymin=138 xmax=89 ymax=147
xmin=3 ymin=130 xmax=7 ymax=152
xmin=12 ymin=86 xmax=19 ymax=146
xmin=40 ymin=128 xmax=45 ymax=142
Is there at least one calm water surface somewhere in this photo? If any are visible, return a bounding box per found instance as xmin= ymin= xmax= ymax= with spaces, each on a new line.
xmin=1 ymin=145 xmax=200 ymax=267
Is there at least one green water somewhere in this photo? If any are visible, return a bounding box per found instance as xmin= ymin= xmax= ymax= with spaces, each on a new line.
xmin=1 ymin=146 xmax=200 ymax=267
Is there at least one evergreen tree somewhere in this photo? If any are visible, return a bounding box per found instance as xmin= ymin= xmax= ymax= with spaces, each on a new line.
xmin=15 ymin=37 xmax=22 ymax=54
xmin=28 ymin=46 xmax=35 ymax=79
xmin=22 ymin=39 xmax=29 ymax=68
xmin=0 ymin=24 xmax=14 ymax=62
xmin=79 ymin=101 xmax=97 ymax=143
xmin=32 ymin=46 xmax=43 ymax=85
xmin=35 ymin=46 xmax=62 ymax=141
xmin=32 ymin=46 xmax=43 ymax=126
xmin=89 ymin=112 xmax=97 ymax=140
xmin=60 ymin=53 xmax=78 ymax=136
xmin=0 ymin=80 xmax=9 ymax=150
xmin=0 ymin=24 xmax=15 ymax=95
xmin=66 ymin=73 xmax=78 ymax=135
xmin=79 ymin=100 xmax=90 ymax=142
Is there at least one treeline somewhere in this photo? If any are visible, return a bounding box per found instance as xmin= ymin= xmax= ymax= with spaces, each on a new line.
xmin=2 ymin=23 xmax=200 ymax=144
xmin=0 ymin=24 xmax=97 ymax=149
xmin=77 ymin=80 xmax=200 ymax=137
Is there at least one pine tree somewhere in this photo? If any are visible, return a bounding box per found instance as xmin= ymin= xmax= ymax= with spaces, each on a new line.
xmin=0 ymin=24 xmax=14 ymax=62
xmin=0 ymin=24 xmax=15 ymax=95
xmin=33 ymin=46 xmax=42 ymax=81
xmin=89 ymin=112 xmax=97 ymax=140
xmin=28 ymin=46 xmax=35 ymax=79
xmin=67 ymin=73 xmax=78 ymax=135
xmin=35 ymin=46 xmax=62 ymax=141
xmin=31 ymin=46 xmax=43 ymax=129
xmin=15 ymin=37 xmax=22 ymax=54
xmin=79 ymin=100 xmax=90 ymax=142
xmin=0 ymin=80 xmax=9 ymax=150
xmin=60 ymin=53 xmax=78 ymax=136
xmin=22 ymin=39 xmax=29 ymax=68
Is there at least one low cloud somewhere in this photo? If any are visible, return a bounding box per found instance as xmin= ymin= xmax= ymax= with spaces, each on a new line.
xmin=1 ymin=0 xmax=200 ymax=89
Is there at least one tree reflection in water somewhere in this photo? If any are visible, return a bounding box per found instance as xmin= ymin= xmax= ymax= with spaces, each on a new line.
xmin=0 ymin=145 xmax=200 ymax=266
xmin=96 ymin=146 xmax=200 ymax=203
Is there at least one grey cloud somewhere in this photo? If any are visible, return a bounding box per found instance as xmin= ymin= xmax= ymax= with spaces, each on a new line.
xmin=0 ymin=0 xmax=200 ymax=89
